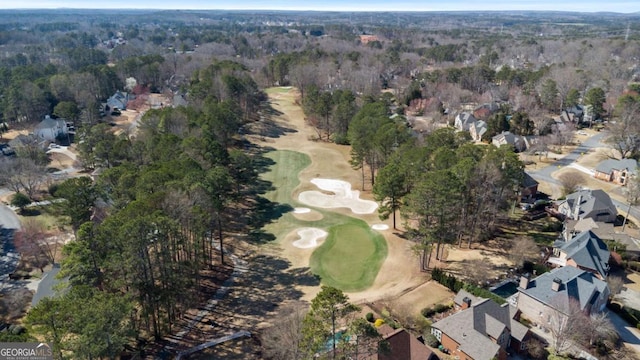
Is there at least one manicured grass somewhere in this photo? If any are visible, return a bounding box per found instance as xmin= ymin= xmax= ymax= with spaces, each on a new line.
xmin=265 ymin=86 xmax=294 ymax=94
xmin=310 ymin=222 xmax=387 ymax=292
xmin=261 ymin=150 xmax=310 ymax=206
xmin=260 ymin=149 xmax=388 ymax=291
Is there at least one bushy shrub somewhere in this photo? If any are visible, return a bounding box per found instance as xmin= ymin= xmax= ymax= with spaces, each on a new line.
xmin=365 ymin=312 xmax=374 ymax=322
xmin=424 ymin=334 xmax=439 ymax=348
xmin=433 ymin=303 xmax=451 ymax=313
xmin=48 ymin=183 xmax=59 ymax=196
xmin=421 ymin=307 xmax=435 ymax=318
xmin=431 ymin=268 xmax=506 ymax=304
xmin=374 ymin=318 xmax=385 ymax=328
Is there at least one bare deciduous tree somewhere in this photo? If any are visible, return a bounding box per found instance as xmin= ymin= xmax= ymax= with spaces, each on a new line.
xmin=261 ymin=305 xmax=307 ymax=360
xmin=606 ymin=101 xmax=640 ymax=159
xmin=558 ymin=172 xmax=586 ymax=197
xmin=544 ymin=298 xmax=587 ymax=355
xmin=606 ymin=275 xmax=624 ymax=300
xmin=0 ymin=158 xmax=48 ymax=199
xmin=509 ymin=236 xmax=540 ymax=268
xmin=13 ymin=218 xmax=52 ymax=272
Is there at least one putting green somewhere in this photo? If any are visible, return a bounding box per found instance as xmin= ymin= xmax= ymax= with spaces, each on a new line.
xmin=310 ymin=223 xmax=387 ymax=292
xmin=261 ymin=149 xmax=387 ymax=292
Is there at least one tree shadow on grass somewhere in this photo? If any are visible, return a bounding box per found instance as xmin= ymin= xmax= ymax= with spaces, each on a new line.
xmin=207 ymin=254 xmax=318 ymax=329
xmin=19 ymin=208 xmax=41 ymax=216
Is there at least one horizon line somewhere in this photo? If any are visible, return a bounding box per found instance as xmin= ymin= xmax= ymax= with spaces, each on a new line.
xmin=1 ymin=7 xmax=639 ymax=14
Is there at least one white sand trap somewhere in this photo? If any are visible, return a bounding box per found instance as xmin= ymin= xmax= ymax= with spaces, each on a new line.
xmin=292 ymin=228 xmax=328 ymax=249
xmin=298 ymin=178 xmax=378 ymax=214
xmin=371 ymin=224 xmax=389 ymax=231
xmin=293 ymin=207 xmax=311 ymax=214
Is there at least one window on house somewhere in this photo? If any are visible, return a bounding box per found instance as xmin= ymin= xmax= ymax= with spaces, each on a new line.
xmin=520 ymin=341 xmax=526 ymax=350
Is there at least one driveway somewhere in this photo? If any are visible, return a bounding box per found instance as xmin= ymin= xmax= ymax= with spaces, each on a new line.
xmin=31 ymin=264 xmax=63 ymax=306
xmin=605 ymin=309 xmax=640 ymax=356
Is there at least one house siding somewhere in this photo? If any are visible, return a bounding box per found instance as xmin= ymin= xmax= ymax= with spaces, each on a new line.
xmin=594 ymin=170 xmax=613 ymax=182
xmin=440 ymin=333 xmax=460 ymax=357
xmin=515 ymin=292 xmax=548 ymax=327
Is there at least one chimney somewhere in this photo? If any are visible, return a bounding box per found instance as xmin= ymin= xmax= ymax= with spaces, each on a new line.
xmin=573 ymin=195 xmax=582 ymax=220
xmin=552 ymin=278 xmax=562 ymax=292
xmin=519 ymin=274 xmax=531 ymax=290
xmin=461 ymin=297 xmax=472 ymax=309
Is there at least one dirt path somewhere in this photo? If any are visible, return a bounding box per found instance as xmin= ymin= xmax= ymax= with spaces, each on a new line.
xmin=252 ymin=87 xmax=428 ymax=304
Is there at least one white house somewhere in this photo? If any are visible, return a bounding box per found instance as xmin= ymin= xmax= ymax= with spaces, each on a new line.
xmin=34 ymin=115 xmax=68 ymax=142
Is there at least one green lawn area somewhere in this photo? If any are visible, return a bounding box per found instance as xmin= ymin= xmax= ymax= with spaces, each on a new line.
xmin=310 ymin=223 xmax=387 ymax=292
xmin=261 ymin=149 xmax=387 ymax=291
xmin=265 ymin=86 xmax=294 ymax=94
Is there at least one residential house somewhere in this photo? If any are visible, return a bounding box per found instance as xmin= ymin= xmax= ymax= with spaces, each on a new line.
xmin=566 ymin=105 xmax=584 ymax=121
xmin=106 ymin=90 xmax=132 ymax=111
xmin=431 ymin=296 xmax=530 ymax=360
xmin=370 ymin=324 xmax=437 ymax=360
xmin=521 ymin=172 xmax=539 ymax=201
xmin=562 ymin=218 xmax=640 ymax=258
xmin=562 ymin=218 xmax=614 ymax=241
xmin=469 ymin=120 xmax=487 ymax=142
xmin=556 ymin=189 xmax=618 ymax=223
xmin=549 ymin=230 xmax=610 ymax=280
xmin=594 ymin=158 xmax=637 ymax=186
xmin=454 ymin=112 xmax=478 ymax=131
xmin=34 ymin=115 xmax=68 ymax=142
xmin=473 ymin=102 xmax=500 ymax=120
xmin=359 ymin=34 xmax=380 ymax=45
xmin=515 ymin=266 xmax=609 ymax=328
xmin=492 ymin=131 xmax=527 ymax=152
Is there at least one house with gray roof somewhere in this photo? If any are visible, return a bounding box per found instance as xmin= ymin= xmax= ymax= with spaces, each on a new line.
xmin=515 ymin=266 xmax=609 ymax=329
xmin=469 ymin=120 xmax=487 ymax=142
xmin=106 ymin=90 xmax=132 ymax=111
xmin=454 ymin=112 xmax=478 ymax=131
xmin=557 ymin=189 xmax=617 ymax=223
xmin=594 ymin=158 xmax=637 ymax=186
xmin=549 ymin=230 xmax=610 ymax=280
xmin=34 ymin=115 xmax=68 ymax=142
xmin=562 ymin=218 xmax=614 ymax=241
xmin=491 ymin=131 xmax=527 ymax=152
xmin=431 ymin=295 xmax=530 ymax=360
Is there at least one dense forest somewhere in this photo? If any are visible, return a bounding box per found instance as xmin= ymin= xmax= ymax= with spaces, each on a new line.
xmin=0 ymin=8 xmax=639 ymax=359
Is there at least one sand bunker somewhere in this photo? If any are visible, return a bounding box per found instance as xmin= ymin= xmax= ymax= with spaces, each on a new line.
xmin=371 ymin=224 xmax=389 ymax=231
xmin=293 ymin=207 xmax=311 ymax=214
xmin=292 ymin=228 xmax=328 ymax=249
xmin=298 ymin=178 xmax=378 ymax=214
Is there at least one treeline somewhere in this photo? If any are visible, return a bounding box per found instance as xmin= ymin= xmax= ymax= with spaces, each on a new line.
xmin=25 ymin=60 xmax=273 ymax=358
xmin=372 ymin=128 xmax=523 ymax=269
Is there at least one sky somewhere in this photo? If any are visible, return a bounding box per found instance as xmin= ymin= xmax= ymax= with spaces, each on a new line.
xmin=1 ymin=0 xmax=640 ymax=13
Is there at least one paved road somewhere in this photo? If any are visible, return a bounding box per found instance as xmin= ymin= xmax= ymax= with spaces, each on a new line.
xmin=0 ymin=203 xmax=21 ymax=230
xmin=528 ymin=131 xmax=607 ymax=183
xmin=0 ymin=203 xmax=20 ymax=282
xmin=527 ymin=131 xmax=640 ymax=221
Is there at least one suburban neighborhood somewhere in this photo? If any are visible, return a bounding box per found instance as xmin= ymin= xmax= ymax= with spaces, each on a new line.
xmin=1 ymin=5 xmax=640 ymax=360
